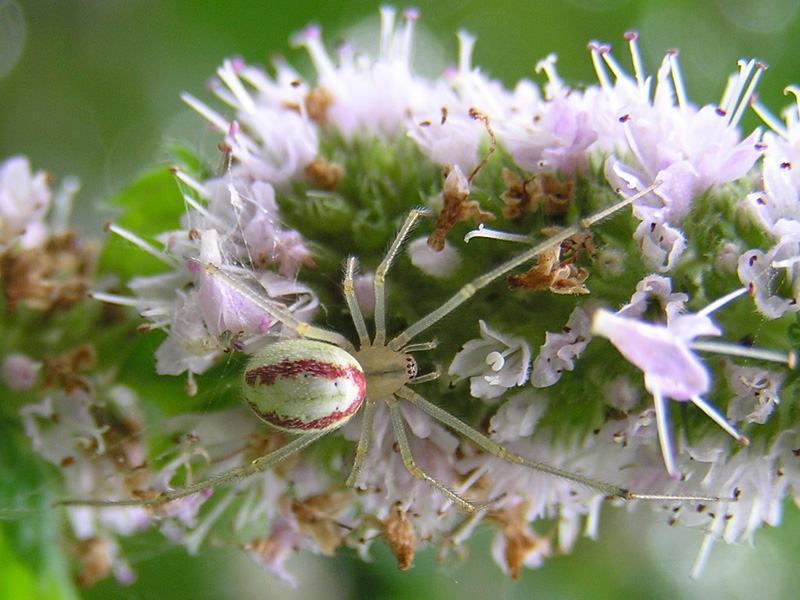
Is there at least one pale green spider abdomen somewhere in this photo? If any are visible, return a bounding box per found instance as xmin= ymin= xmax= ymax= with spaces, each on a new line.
xmin=243 ymin=339 xmax=366 ymax=433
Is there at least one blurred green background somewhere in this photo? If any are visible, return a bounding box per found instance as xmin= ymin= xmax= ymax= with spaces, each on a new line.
xmin=3 ymin=0 xmax=800 ymax=598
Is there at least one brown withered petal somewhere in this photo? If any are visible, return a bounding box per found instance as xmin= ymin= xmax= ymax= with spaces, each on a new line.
xmin=304 ymin=86 xmax=335 ymax=125
xmin=500 ymin=168 xmax=541 ymax=219
xmin=556 ymin=230 xmax=596 ymax=256
xmin=383 ymin=502 xmax=416 ymax=570
xmin=290 ymin=491 xmax=352 ymax=555
xmin=74 ymin=537 xmax=112 ymax=587
xmin=304 ymin=158 xmax=343 ymax=190
xmin=428 ymin=167 xmax=495 ymax=251
xmin=487 ymin=501 xmax=552 ymax=580
xmin=42 ymin=344 xmax=96 ymax=393
xmin=1 ymin=231 xmax=94 ymax=313
xmin=540 ymin=173 xmax=573 ymax=217
xmin=507 ymin=244 xmax=589 ymax=294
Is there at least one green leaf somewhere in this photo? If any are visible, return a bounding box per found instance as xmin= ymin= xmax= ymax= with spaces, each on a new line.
xmin=97 ymin=167 xmax=184 ymax=281
xmin=0 ymin=527 xmax=38 ymax=600
xmin=0 ymin=424 xmax=78 ymax=600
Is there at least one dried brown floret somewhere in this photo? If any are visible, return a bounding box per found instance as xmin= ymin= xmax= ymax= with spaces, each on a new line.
xmin=500 ymin=171 xmax=573 ymax=219
xmin=486 ymin=501 xmax=552 ymax=579
xmin=382 ymin=502 xmax=416 ymax=570
xmin=540 ymin=173 xmax=573 ymax=217
xmin=553 ymin=229 xmax=596 ymax=256
xmin=281 ymin=85 xmax=335 ymax=126
xmin=427 ymin=166 xmax=495 ymax=251
xmin=506 ymin=234 xmax=591 ymax=295
xmin=500 ymin=168 xmax=541 ymax=219
xmin=304 ymin=157 xmax=342 ymax=190
xmin=305 ymin=85 xmax=335 ymax=125
xmin=290 ymin=491 xmax=352 ymax=555
xmin=427 ymin=109 xmax=497 ymax=251
xmin=74 ymin=537 xmax=113 ymax=587
xmin=1 ymin=231 xmax=94 ymax=313
xmin=42 ymin=344 xmax=96 ymax=393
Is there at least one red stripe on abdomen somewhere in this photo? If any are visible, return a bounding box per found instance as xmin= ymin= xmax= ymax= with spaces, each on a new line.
xmin=246 ymin=358 xmax=354 ymax=386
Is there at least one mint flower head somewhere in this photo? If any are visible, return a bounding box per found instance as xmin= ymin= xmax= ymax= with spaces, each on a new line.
xmin=7 ymin=7 xmax=800 ymax=591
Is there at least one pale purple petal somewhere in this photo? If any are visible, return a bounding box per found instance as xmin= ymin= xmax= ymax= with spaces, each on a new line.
xmin=531 ymin=308 xmax=592 ymax=388
xmin=408 ymin=236 xmax=462 ymax=278
xmin=1 ymin=353 xmax=41 ymax=390
xmin=632 ymin=214 xmax=687 ymax=272
xmin=0 ymin=155 xmax=52 ymax=248
xmin=725 ymin=360 xmax=785 ymax=425
xmin=198 ymin=230 xmax=271 ymax=337
xmin=449 ymin=320 xmax=531 ymax=400
xmin=591 ymin=309 xmax=712 ymax=400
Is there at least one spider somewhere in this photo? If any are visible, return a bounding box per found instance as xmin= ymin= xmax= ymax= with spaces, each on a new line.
xmin=59 ymin=183 xmax=722 ymax=513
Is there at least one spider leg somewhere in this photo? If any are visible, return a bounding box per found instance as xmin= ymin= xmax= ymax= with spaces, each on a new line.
xmin=385 ymin=396 xmax=478 ymax=513
xmin=57 ymin=430 xmax=328 ymax=508
xmin=343 ymin=256 xmax=371 ymax=348
xmin=403 ymin=339 xmax=439 ymax=352
xmin=345 ymin=396 xmax=377 ymax=488
xmin=204 ymin=263 xmax=355 ymax=352
xmin=395 ymin=386 xmax=727 ymax=503
xmin=388 ymin=183 xmax=657 ymax=350
xmin=373 ymin=208 xmax=433 ymax=346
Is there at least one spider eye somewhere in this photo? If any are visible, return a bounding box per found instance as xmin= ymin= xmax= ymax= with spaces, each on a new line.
xmin=406 ymin=355 xmax=418 ymax=379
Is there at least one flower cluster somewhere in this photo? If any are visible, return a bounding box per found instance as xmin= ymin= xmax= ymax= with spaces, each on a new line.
xmin=0 ymin=156 xmax=52 ymax=251
xmin=6 ymin=6 xmax=800 ymax=589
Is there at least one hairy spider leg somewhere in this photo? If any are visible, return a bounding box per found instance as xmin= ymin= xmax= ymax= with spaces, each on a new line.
xmin=386 ymin=396 xmax=480 ymax=512
xmin=344 ymin=395 xmax=378 ymax=489
xmin=58 ymin=266 xmax=353 ymax=508
xmin=395 ymin=387 xmax=722 ymax=502
xmin=206 ymin=264 xmax=356 ymax=353
xmin=372 ymin=208 xmax=434 ymax=345
xmin=59 ymin=182 xmax=727 ymax=510
xmin=376 ymin=182 xmax=728 ymax=503
xmin=341 ymin=208 xmax=485 ymax=508
xmin=59 ymin=430 xmax=328 ymax=507
xmin=342 ymin=256 xmax=371 ymax=347
xmin=340 ymin=256 xmax=374 ymax=489
xmin=388 ymin=184 xmax=657 ymax=351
